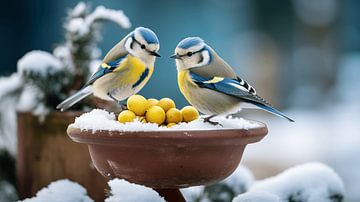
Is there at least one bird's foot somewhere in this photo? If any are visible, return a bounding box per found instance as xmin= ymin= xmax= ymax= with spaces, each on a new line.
xmin=203 ymin=115 xmax=222 ymax=126
xmin=119 ymin=102 xmax=128 ymax=111
xmin=107 ymin=92 xmax=128 ymax=110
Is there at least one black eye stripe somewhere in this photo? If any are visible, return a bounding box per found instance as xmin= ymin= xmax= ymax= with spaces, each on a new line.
xmin=132 ymin=36 xmax=146 ymax=49
xmin=178 ymin=48 xmax=206 ymax=58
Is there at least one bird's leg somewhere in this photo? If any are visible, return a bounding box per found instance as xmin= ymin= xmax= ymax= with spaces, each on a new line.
xmin=120 ymin=103 xmax=128 ymax=110
xmin=203 ymin=114 xmax=222 ymax=126
xmin=107 ymin=92 xmax=128 ymax=110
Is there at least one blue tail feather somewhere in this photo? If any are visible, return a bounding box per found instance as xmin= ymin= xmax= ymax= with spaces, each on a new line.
xmin=252 ymin=102 xmax=294 ymax=122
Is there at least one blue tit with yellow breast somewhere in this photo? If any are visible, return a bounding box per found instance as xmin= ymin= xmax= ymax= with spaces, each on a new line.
xmin=171 ymin=37 xmax=293 ymax=123
xmin=57 ymin=27 xmax=160 ymax=111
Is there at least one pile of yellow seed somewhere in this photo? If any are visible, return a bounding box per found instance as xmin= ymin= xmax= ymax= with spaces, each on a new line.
xmin=118 ymin=95 xmax=199 ymax=127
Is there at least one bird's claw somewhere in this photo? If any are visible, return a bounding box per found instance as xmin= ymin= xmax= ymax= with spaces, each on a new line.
xmin=203 ymin=115 xmax=222 ymax=126
xmin=119 ymin=103 xmax=128 ymax=110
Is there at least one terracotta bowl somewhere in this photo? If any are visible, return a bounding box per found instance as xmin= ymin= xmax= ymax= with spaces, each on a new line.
xmin=67 ymin=123 xmax=267 ymax=189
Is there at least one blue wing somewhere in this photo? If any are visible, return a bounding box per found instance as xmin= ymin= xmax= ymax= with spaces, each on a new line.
xmin=84 ymin=56 xmax=126 ymax=86
xmin=189 ymin=71 xmax=294 ymax=122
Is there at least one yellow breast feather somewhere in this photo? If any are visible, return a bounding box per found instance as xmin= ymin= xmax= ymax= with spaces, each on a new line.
xmin=178 ymin=70 xmax=197 ymax=99
xmin=113 ymin=55 xmax=147 ymax=84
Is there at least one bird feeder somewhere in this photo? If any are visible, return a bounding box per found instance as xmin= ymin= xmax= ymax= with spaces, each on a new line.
xmin=67 ymin=121 xmax=267 ymax=201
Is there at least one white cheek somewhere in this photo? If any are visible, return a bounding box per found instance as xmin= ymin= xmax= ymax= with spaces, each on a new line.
xmin=125 ymin=38 xmax=132 ymax=52
xmin=192 ymin=50 xmax=210 ymax=68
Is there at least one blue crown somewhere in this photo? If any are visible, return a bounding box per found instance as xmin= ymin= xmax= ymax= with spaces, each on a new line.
xmin=177 ymin=37 xmax=204 ymax=49
xmin=136 ymin=27 xmax=159 ymax=44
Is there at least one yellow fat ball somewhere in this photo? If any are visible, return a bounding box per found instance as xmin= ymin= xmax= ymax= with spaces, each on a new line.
xmin=167 ymin=123 xmax=177 ymax=128
xmin=146 ymin=106 xmax=165 ymax=125
xmin=137 ymin=116 xmax=147 ymax=123
xmin=157 ymin=98 xmax=176 ymax=112
xmin=127 ymin=94 xmax=148 ymax=116
xmin=181 ymin=106 xmax=199 ymax=122
xmin=166 ymin=108 xmax=183 ymax=124
xmin=147 ymin=98 xmax=159 ymax=109
xmin=118 ymin=110 xmax=136 ymax=123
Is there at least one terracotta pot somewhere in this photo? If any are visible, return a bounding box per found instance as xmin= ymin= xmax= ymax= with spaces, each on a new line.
xmin=17 ymin=111 xmax=108 ymax=202
xmin=67 ymin=122 xmax=267 ymax=189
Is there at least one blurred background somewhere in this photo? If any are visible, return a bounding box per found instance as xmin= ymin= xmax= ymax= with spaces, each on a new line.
xmin=0 ymin=0 xmax=359 ymax=201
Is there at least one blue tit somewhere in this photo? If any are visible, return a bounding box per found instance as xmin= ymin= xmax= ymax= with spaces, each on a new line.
xmin=57 ymin=27 xmax=160 ymax=111
xmin=171 ymin=37 xmax=294 ymax=122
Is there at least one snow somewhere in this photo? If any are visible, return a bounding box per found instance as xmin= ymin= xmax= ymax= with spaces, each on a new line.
xmin=0 ymin=181 xmax=18 ymax=202
xmin=223 ymin=165 xmax=255 ymax=195
xmin=17 ymin=51 xmax=63 ymax=78
xmin=69 ymin=109 xmax=262 ymax=132
xmin=16 ymin=85 xmax=41 ymax=112
xmin=67 ymin=17 xmax=90 ymax=38
xmin=233 ymin=191 xmax=280 ymax=202
xmin=181 ymin=165 xmax=254 ymax=202
xmin=0 ymin=73 xmax=23 ymax=98
xmin=70 ymin=2 xmax=87 ymax=18
xmin=0 ymin=73 xmax=23 ymax=154
xmin=16 ymin=85 xmax=49 ymax=122
xmin=246 ymin=162 xmax=345 ymax=202
xmin=53 ymin=45 xmax=73 ymax=70
xmin=181 ymin=186 xmax=205 ymax=202
xmin=242 ymin=106 xmax=359 ymax=201
xmin=89 ymin=59 xmax=102 ymax=74
xmin=86 ymin=6 xmax=131 ymax=29
xmin=105 ymin=179 xmax=165 ymax=202
xmin=66 ymin=5 xmax=130 ymax=40
xmin=20 ymin=179 xmax=93 ymax=202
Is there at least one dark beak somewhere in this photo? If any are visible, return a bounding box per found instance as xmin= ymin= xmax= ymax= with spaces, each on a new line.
xmin=149 ymin=51 xmax=161 ymax=57
xmin=170 ymin=54 xmax=181 ymax=59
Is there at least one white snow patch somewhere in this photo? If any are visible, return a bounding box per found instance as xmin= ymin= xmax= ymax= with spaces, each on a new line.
xmin=223 ymin=165 xmax=255 ymax=194
xmin=0 ymin=73 xmax=23 ymax=154
xmin=0 ymin=180 xmax=18 ymax=202
xmin=181 ymin=165 xmax=255 ymax=202
xmin=70 ymin=109 xmax=261 ymax=132
xmin=70 ymin=2 xmax=87 ymax=17
xmin=105 ymin=179 xmax=164 ymax=202
xmin=53 ymin=45 xmax=72 ymax=69
xmin=67 ymin=17 xmax=90 ymax=37
xmin=17 ymin=51 xmax=63 ymax=78
xmin=16 ymin=85 xmax=40 ymax=112
xmin=233 ymin=191 xmax=280 ymax=202
xmin=181 ymin=186 xmax=205 ymax=202
xmin=248 ymin=162 xmax=345 ymax=202
xmin=89 ymin=59 xmax=102 ymax=74
xmin=20 ymin=179 xmax=93 ymax=202
xmin=0 ymin=73 xmax=23 ymax=98
xmin=66 ymin=5 xmax=130 ymax=39
xmin=16 ymin=85 xmax=49 ymax=120
xmin=86 ymin=6 xmax=131 ymax=29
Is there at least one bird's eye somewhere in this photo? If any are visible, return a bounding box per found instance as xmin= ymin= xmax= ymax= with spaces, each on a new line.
xmin=187 ymin=52 xmax=193 ymax=56
xmin=141 ymin=44 xmax=146 ymax=49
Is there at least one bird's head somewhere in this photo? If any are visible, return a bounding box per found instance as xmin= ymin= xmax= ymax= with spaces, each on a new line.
xmin=171 ymin=37 xmax=212 ymax=70
xmin=125 ymin=27 xmax=160 ymax=64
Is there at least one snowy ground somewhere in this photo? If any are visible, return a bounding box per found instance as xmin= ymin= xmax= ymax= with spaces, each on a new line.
xmin=19 ymin=162 xmax=344 ymax=202
xmin=70 ymin=109 xmax=261 ymax=132
xmin=20 ymin=179 xmax=93 ymax=202
xmin=240 ymin=103 xmax=360 ymax=202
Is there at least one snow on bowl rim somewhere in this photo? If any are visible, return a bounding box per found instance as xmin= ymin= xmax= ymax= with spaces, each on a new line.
xmin=67 ymin=122 xmax=268 ymax=146
xmin=69 ymin=109 xmax=264 ymax=132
